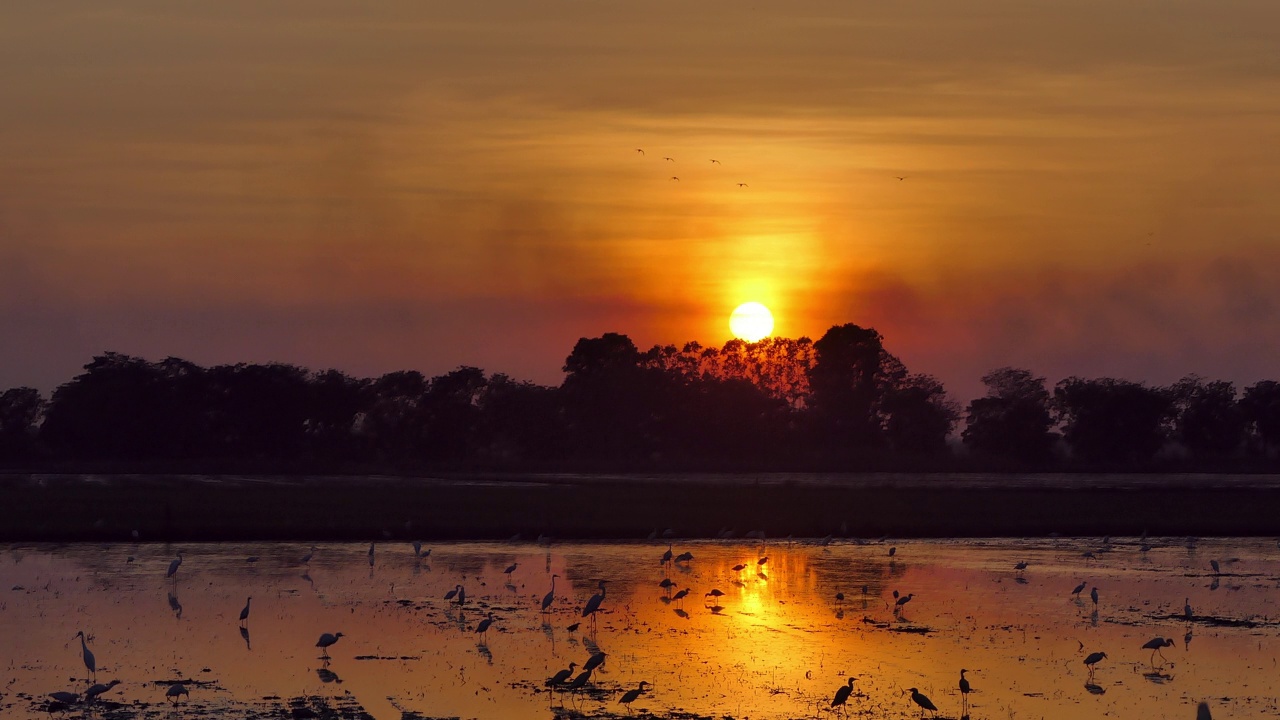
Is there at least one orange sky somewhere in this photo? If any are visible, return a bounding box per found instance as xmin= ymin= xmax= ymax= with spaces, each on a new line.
xmin=3 ymin=1 xmax=1279 ymax=399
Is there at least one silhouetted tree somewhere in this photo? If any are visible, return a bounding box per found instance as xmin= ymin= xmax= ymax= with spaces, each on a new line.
xmin=0 ymin=387 xmax=44 ymax=461
xmin=1053 ymin=377 xmax=1173 ymax=465
xmin=1170 ymin=376 xmax=1245 ymax=459
xmin=562 ymin=333 xmax=658 ymax=463
xmin=479 ymin=374 xmax=567 ymax=465
xmin=882 ymin=374 xmax=958 ymax=457
xmin=206 ymin=362 xmax=312 ymax=462
xmin=962 ymin=368 xmax=1057 ymax=463
xmin=807 ymin=324 xmax=900 ymax=450
xmin=361 ymin=371 xmax=429 ymax=462
xmin=306 ymin=370 xmax=370 ymax=462
xmin=1241 ymin=380 xmax=1280 ymax=458
xmin=421 ymin=367 xmax=489 ymax=462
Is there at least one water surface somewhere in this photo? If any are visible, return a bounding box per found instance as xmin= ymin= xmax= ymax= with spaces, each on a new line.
xmin=2 ymin=537 xmax=1278 ymax=718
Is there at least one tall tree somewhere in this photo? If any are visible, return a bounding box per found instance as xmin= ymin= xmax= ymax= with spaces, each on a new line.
xmin=1053 ymin=377 xmax=1173 ymax=465
xmin=882 ymin=374 xmax=958 ymax=457
xmin=0 ymin=387 xmax=45 ymax=461
xmin=1241 ymin=380 xmax=1280 ymax=458
xmin=807 ymin=324 xmax=900 ymax=450
xmin=1170 ymin=376 xmax=1244 ymax=459
xmin=963 ymin=367 xmax=1057 ymax=463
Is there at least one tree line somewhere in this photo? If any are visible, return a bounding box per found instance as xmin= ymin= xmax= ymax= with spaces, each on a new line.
xmin=2 ymin=323 xmax=1278 ymax=472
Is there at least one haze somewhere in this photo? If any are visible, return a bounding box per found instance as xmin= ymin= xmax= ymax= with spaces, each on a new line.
xmin=3 ymin=1 xmax=1279 ymax=400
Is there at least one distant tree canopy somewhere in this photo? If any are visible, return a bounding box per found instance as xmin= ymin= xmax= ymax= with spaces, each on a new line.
xmin=2 ymin=326 xmax=1277 ymax=471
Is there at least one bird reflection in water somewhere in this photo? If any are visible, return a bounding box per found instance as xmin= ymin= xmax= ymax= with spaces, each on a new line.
xmin=316 ymin=667 xmax=341 ymax=684
xmin=239 ymin=625 xmax=250 ymax=651
xmin=673 ymin=608 xmax=689 ymax=619
xmin=477 ymin=644 xmax=493 ymax=665
xmin=167 ymin=591 xmax=182 ymax=620
xmin=1084 ymin=682 xmax=1106 ymax=695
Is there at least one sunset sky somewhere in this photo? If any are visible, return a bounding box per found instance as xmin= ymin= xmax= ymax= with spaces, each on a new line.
xmin=3 ymin=1 xmax=1279 ymax=401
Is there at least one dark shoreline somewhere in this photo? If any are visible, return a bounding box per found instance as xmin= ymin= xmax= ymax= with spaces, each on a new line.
xmin=4 ymin=473 xmax=1280 ymax=542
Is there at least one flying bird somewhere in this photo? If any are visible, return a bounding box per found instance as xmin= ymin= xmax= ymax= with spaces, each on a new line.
xmin=737 ymin=183 xmax=748 ymax=187
xmin=664 ymin=156 xmax=674 ymax=161
xmin=710 ymin=159 xmax=720 ymax=164
xmin=896 ymin=176 xmax=907 ymax=181
xmin=636 ymin=149 xmax=644 ymax=155
xmin=669 ymin=176 xmax=680 ymax=181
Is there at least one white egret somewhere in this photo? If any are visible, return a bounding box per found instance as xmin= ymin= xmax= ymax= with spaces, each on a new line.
xmin=74 ymin=631 xmax=96 ymax=682
xmin=316 ymin=632 xmax=344 ymax=658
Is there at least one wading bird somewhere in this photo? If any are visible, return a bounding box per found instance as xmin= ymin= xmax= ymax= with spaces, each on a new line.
xmin=1090 ymin=587 xmax=1099 ymax=608
xmin=907 ymin=687 xmax=937 ymax=716
xmin=566 ymin=622 xmax=580 ymax=634
xmin=545 ymin=662 xmax=577 ymax=688
xmin=671 ymin=588 xmax=690 ymax=607
xmin=675 ymin=551 xmax=693 ymax=563
xmin=705 ymin=588 xmax=725 ymax=600
xmin=566 ymin=667 xmax=593 ymax=702
xmin=894 ymin=593 xmax=915 ymax=614
xmin=85 ymin=680 xmax=121 ymax=703
xmin=367 ymin=542 xmax=375 ymax=565
xmin=48 ymin=691 xmax=79 ymax=705
xmin=584 ymin=650 xmax=607 ymax=673
xmin=455 ymin=585 xmax=467 ymax=606
xmin=444 ymin=585 xmax=461 ymax=602
xmin=412 ymin=541 xmax=422 ymax=558
xmin=1071 ymin=581 xmax=1087 ymax=598
xmin=1014 ymin=561 xmax=1028 ymax=573
xmin=166 ymin=683 xmax=189 ymax=704
xmin=732 ymin=563 xmax=747 ymax=572
xmin=166 ymin=552 xmax=184 ymax=584
xmin=889 ymin=547 xmax=897 ymax=557
xmin=74 ymin=631 xmax=96 ymax=682
xmin=1198 ymin=701 xmax=1212 ymax=720
xmin=316 ymin=632 xmax=344 ymax=658
xmin=1184 ymin=597 xmax=1194 ymax=621
xmin=1143 ymin=637 xmax=1175 ymax=664
xmin=959 ymin=669 xmax=971 ymax=713
xmin=475 ymin=612 xmax=495 ymax=641
xmin=831 ymin=677 xmax=856 ymax=714
xmin=1084 ymin=651 xmax=1107 ymax=679
xmin=583 ymin=580 xmax=607 ymax=624
xmin=661 ymin=545 xmax=674 ymax=565
xmin=1210 ymin=559 xmax=1220 ymax=575
xmin=619 ymin=681 xmax=650 ymax=711
xmin=757 ymin=557 xmax=768 ymax=567
xmin=301 ymin=546 xmax=316 ymax=565
xmin=504 ymin=562 xmax=518 ymax=578
xmin=542 ymin=575 xmax=559 ymax=613
xmin=239 ymin=597 xmax=251 ymax=626
xmin=659 ymin=578 xmax=676 ymax=594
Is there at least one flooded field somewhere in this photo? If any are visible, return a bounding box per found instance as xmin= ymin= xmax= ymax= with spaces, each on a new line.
xmin=2 ymin=536 xmax=1278 ymax=719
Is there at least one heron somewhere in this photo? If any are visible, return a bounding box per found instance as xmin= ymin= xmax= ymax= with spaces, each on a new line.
xmin=1210 ymin=559 xmax=1220 ymax=575
xmin=166 ymin=552 xmax=184 ymax=584
xmin=1143 ymin=637 xmax=1175 ymax=664
xmin=675 ymin=551 xmax=694 ymax=563
xmin=412 ymin=541 xmax=422 ymax=558
xmin=959 ymin=669 xmax=971 ymax=713
xmin=1014 ymin=561 xmax=1029 ymax=573
xmin=889 ymin=547 xmax=896 ymax=557
xmin=316 ymin=632 xmax=344 ymax=658
xmin=475 ymin=612 xmax=496 ymax=641
xmin=504 ymin=562 xmax=519 ymax=578
xmin=368 ymin=542 xmax=375 ymax=565
xmin=85 ymin=679 xmax=121 ymax=703
xmin=584 ymin=650 xmax=607 ymax=673
xmin=731 ymin=563 xmax=747 ymax=572
xmin=565 ymin=668 xmax=593 ymax=702
xmin=74 ymin=631 xmax=96 ymax=682
xmin=1090 ymin=587 xmax=1099 ymax=608
xmin=831 ymin=677 xmax=856 ymax=714
xmin=907 ymin=687 xmax=937 ymax=716
xmin=619 ymin=681 xmax=650 ymax=711
xmin=705 ymin=588 xmax=725 ymax=600
xmin=455 ymin=585 xmax=467 ymax=606
xmin=444 ymin=585 xmax=461 ymax=602
xmin=1084 ymin=651 xmax=1107 ymax=679
xmin=582 ymin=580 xmax=607 ymax=624
xmin=671 ymin=588 xmax=690 ymax=607
xmin=48 ymin=691 xmax=79 ymax=707
xmin=546 ymin=662 xmax=578 ymax=688
xmin=894 ymin=593 xmax=915 ymax=614
xmin=1071 ymin=581 xmax=1087 ymax=598
xmin=301 ymin=546 xmax=316 ymax=565
xmin=659 ymin=578 xmax=676 ymax=594
xmin=661 ymin=545 xmax=674 ymax=565
xmin=541 ymin=574 xmax=559 ymax=613
xmin=1184 ymin=597 xmax=1194 ymax=621
xmin=165 ymin=683 xmax=189 ymax=704
xmin=757 ymin=557 xmax=768 ymax=567
xmin=239 ymin=597 xmax=251 ymax=626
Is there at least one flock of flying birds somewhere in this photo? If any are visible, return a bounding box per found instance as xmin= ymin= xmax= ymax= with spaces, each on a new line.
xmin=47 ymin=535 xmax=1222 ymax=718
xmin=633 ymin=146 xmax=908 ymax=187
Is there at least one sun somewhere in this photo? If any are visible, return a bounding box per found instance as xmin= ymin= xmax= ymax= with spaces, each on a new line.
xmin=729 ymin=302 xmax=774 ymax=342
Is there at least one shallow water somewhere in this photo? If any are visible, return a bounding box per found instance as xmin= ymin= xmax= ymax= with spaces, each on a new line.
xmin=2 ymin=537 xmax=1278 ymax=719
